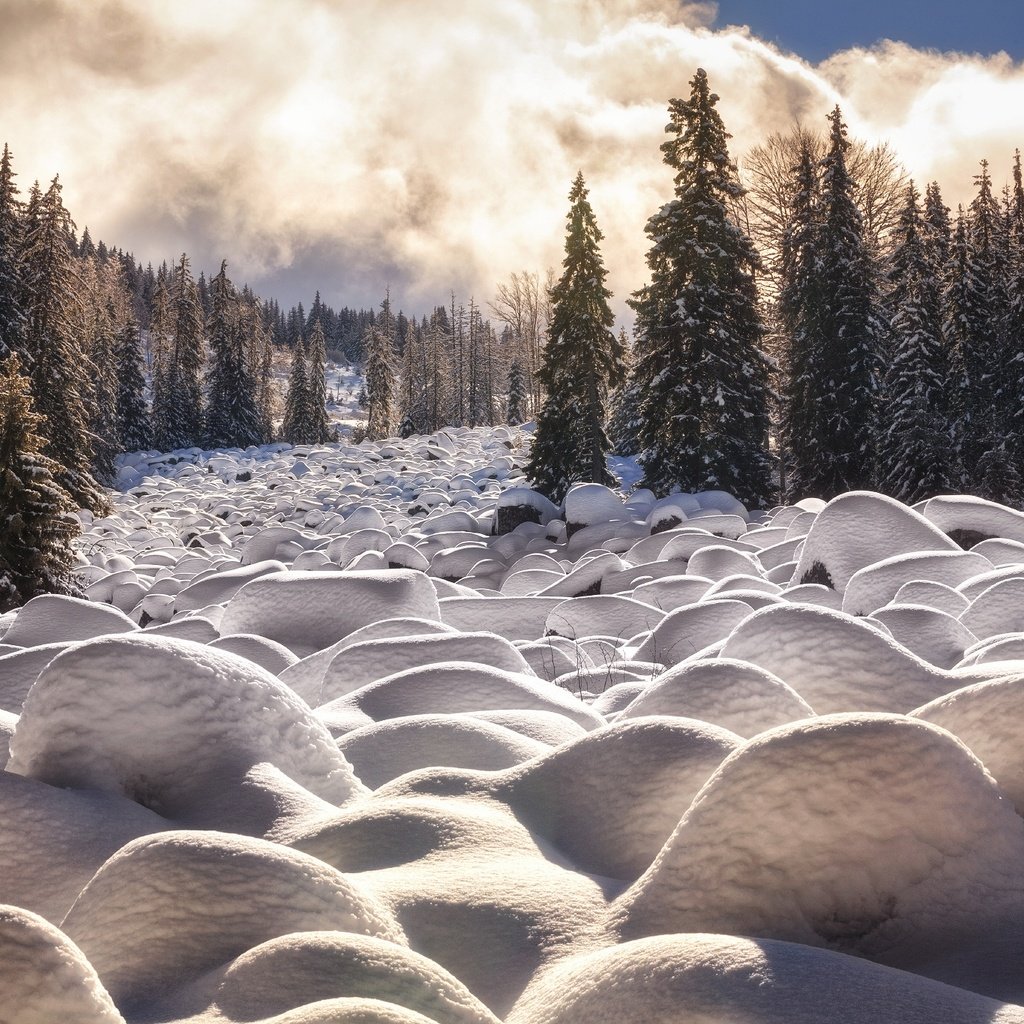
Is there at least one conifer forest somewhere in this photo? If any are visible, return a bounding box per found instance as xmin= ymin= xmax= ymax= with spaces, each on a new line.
xmin=3 ymin=68 xmax=1024 ymax=605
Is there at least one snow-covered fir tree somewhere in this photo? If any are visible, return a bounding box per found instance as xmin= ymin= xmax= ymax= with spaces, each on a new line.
xmin=630 ymin=69 xmax=772 ymax=506
xmin=877 ymin=182 xmax=952 ymax=502
xmin=281 ymin=335 xmax=310 ymax=443
xmin=0 ymin=353 xmax=78 ymax=611
xmin=0 ymin=144 xmax=25 ymax=361
xmin=19 ymin=176 xmax=107 ymax=512
xmin=526 ymin=171 xmax=622 ymax=502
xmin=506 ymin=359 xmax=528 ymax=426
xmin=303 ymin=318 xmax=333 ymax=443
xmin=782 ymin=108 xmax=883 ymax=499
xmin=399 ymin=320 xmax=428 ymax=436
xmin=114 ymin=310 xmax=151 ymax=452
xmin=203 ymin=261 xmax=263 ymax=449
xmin=364 ymin=296 xmax=397 ymax=441
xmin=153 ymin=255 xmax=204 ymax=451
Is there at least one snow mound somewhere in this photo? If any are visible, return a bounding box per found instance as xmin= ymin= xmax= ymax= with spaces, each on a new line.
xmin=0 ymin=641 xmax=72 ymax=713
xmin=793 ymin=492 xmax=958 ymax=592
xmin=338 ymin=715 xmax=550 ymax=788
xmin=318 ymin=632 xmax=534 ymax=704
xmin=497 ymin=717 xmax=740 ymax=880
xmin=913 ymin=676 xmax=1024 ymax=815
xmin=167 ymin=932 xmax=501 ymax=1024
xmin=869 ymin=604 xmax=978 ymax=669
xmin=636 ymin=599 xmax=753 ymax=666
xmin=61 ymin=830 xmax=405 ymax=1013
xmin=0 ymin=771 xmax=164 ymax=924
xmin=719 ymin=603 xmax=955 ymax=712
xmin=8 ymin=635 xmax=364 ymax=831
xmin=618 ymin=658 xmax=815 ymax=736
xmin=842 ymin=550 xmax=992 ymax=616
xmin=220 ymin=569 xmax=441 ymax=656
xmin=320 ymin=662 xmax=603 ymax=733
xmin=3 ymin=594 xmax=137 ymax=648
xmin=506 ymin=933 xmax=1024 ymax=1024
xmin=0 ymin=905 xmax=124 ymax=1024
xmin=614 ymin=715 xmax=1024 ymax=969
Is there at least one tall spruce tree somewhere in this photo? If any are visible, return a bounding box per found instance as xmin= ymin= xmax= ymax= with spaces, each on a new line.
xmin=19 ymin=176 xmax=107 ymax=512
xmin=877 ymin=182 xmax=952 ymax=502
xmin=630 ymin=69 xmax=772 ymax=506
xmin=0 ymin=353 xmax=78 ymax=610
xmin=526 ymin=171 xmax=622 ymax=502
xmin=304 ymin=318 xmax=333 ymax=443
xmin=0 ymin=144 xmax=25 ymax=360
xmin=364 ymin=298 xmax=397 ymax=441
xmin=114 ymin=311 xmax=151 ymax=452
xmin=784 ymin=108 xmax=883 ymax=498
xmin=203 ymin=261 xmax=263 ymax=449
xmin=281 ymin=335 xmax=310 ymax=443
xmin=506 ymin=360 xmax=528 ymax=427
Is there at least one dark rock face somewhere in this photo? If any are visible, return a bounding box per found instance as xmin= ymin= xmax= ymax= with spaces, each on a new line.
xmin=495 ymin=504 xmax=541 ymax=536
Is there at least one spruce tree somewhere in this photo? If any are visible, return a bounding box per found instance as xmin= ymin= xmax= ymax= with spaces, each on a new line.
xmin=281 ymin=336 xmax=310 ymax=443
xmin=782 ymin=108 xmax=883 ymax=499
xmin=364 ymin=318 xmax=396 ymax=441
xmin=304 ymin=318 xmax=333 ymax=443
xmin=202 ymin=261 xmax=262 ymax=449
xmin=779 ymin=141 xmax=826 ymax=500
xmin=19 ymin=176 xmax=107 ymax=512
xmin=0 ymin=144 xmax=25 ymax=361
xmin=877 ymin=182 xmax=952 ymax=502
xmin=630 ymin=69 xmax=772 ymax=506
xmin=114 ymin=312 xmax=151 ymax=452
xmin=526 ymin=171 xmax=621 ymax=502
xmin=506 ymin=360 xmax=528 ymax=426
xmin=0 ymin=354 xmax=78 ymax=611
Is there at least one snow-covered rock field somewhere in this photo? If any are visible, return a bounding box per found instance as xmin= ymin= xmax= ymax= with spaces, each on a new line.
xmin=6 ymin=426 xmax=1024 ymax=1021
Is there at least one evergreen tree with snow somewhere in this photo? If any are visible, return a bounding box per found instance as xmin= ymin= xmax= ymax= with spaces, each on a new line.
xmin=154 ymin=255 xmax=205 ymax=450
xmin=629 ymin=69 xmax=772 ymax=506
xmin=399 ymin=320 xmax=428 ymax=436
xmin=364 ymin=318 xmax=396 ymax=441
xmin=526 ymin=171 xmax=622 ymax=502
xmin=0 ymin=144 xmax=25 ymax=361
xmin=281 ymin=335 xmax=310 ymax=443
xmin=1005 ymin=153 xmax=1024 ymax=469
xmin=114 ymin=312 xmax=151 ymax=452
xmin=19 ymin=176 xmax=107 ymax=512
xmin=0 ymin=353 xmax=78 ymax=611
xmin=782 ymin=108 xmax=883 ymax=499
xmin=606 ymin=329 xmax=643 ymax=456
xmin=303 ymin=318 xmax=333 ymax=443
xmin=877 ymin=182 xmax=952 ymax=502
xmin=203 ymin=261 xmax=263 ymax=449
xmin=506 ymin=359 xmax=528 ymax=426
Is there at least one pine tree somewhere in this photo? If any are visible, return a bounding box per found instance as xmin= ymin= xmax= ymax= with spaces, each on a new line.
xmin=149 ymin=276 xmax=176 ymax=450
xmin=1005 ymin=153 xmax=1024 ymax=468
xmin=169 ymin=253 xmax=205 ymax=448
xmin=203 ymin=261 xmax=263 ymax=448
xmin=782 ymin=108 xmax=883 ymax=499
xmin=778 ymin=141 xmax=825 ymax=499
xmin=526 ymin=172 xmax=622 ymax=502
xmin=364 ymin=305 xmax=396 ymax=441
xmin=304 ymin=318 xmax=333 ymax=443
xmin=19 ymin=176 xmax=107 ymax=512
xmin=606 ymin=330 xmax=642 ymax=456
xmin=114 ymin=311 xmax=151 ymax=452
xmin=281 ymin=336 xmax=310 ymax=443
xmin=629 ymin=69 xmax=772 ymax=506
xmin=0 ymin=354 xmax=78 ymax=611
xmin=506 ymin=360 xmax=528 ymax=426
xmin=0 ymin=144 xmax=25 ymax=361
xmin=877 ymin=182 xmax=952 ymax=502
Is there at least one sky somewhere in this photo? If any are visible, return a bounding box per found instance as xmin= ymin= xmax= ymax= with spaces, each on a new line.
xmin=2 ymin=0 xmax=1024 ymax=319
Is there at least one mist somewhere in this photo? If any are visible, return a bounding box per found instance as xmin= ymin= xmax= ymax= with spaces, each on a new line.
xmin=2 ymin=0 xmax=1023 ymax=316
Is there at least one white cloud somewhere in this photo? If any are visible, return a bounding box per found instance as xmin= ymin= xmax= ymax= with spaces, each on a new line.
xmin=1 ymin=0 xmax=1022 ymax=315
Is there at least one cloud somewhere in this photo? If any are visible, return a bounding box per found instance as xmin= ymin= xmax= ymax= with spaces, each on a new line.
xmin=1 ymin=0 xmax=1022 ymax=318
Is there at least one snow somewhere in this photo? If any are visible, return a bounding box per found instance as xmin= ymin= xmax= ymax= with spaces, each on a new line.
xmin=8 ymin=428 xmax=1024 ymax=1017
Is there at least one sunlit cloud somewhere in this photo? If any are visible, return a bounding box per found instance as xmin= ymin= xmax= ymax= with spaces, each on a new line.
xmin=1 ymin=0 xmax=1022 ymax=317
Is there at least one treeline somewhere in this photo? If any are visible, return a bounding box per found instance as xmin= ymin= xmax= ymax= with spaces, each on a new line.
xmin=527 ymin=69 xmax=1024 ymax=509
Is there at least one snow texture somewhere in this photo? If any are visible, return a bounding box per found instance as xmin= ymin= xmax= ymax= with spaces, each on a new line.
xmin=5 ymin=429 xmax=1024 ymax=1018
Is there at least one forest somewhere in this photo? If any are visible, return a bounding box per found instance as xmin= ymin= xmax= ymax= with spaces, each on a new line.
xmin=2 ymin=67 xmax=1024 ymax=608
